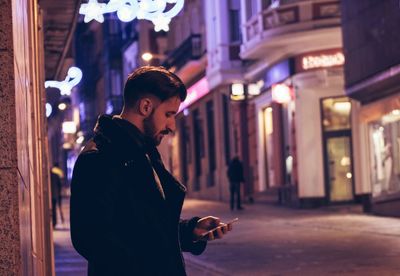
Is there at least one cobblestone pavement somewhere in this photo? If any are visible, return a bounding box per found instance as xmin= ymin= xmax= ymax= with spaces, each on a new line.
xmin=182 ymin=199 xmax=400 ymax=276
xmin=54 ymin=198 xmax=400 ymax=275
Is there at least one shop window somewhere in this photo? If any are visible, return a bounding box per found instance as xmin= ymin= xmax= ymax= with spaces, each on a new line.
xmin=192 ymin=109 xmax=204 ymax=190
xmin=263 ymin=107 xmax=275 ymax=188
xmin=369 ymin=109 xmax=400 ymax=197
xmin=206 ymin=101 xmax=216 ymax=175
xmin=223 ymin=95 xmax=231 ymax=165
xmin=179 ymin=119 xmax=189 ymax=186
xmin=321 ymin=96 xmax=354 ymax=202
xmin=322 ymin=97 xmax=351 ymax=131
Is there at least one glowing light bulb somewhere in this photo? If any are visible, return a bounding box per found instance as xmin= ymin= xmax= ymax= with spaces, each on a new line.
xmin=58 ymin=103 xmax=67 ymax=111
xmin=46 ymin=103 xmax=52 ymax=118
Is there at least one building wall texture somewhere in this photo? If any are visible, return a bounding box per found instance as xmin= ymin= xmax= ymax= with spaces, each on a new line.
xmin=342 ymin=0 xmax=400 ymax=88
xmin=0 ymin=0 xmax=53 ymax=275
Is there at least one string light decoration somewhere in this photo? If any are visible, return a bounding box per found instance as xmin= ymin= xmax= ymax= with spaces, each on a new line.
xmin=45 ymin=67 xmax=83 ymax=96
xmin=79 ymin=0 xmax=184 ymax=32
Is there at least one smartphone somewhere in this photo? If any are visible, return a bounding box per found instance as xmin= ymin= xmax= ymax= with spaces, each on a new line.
xmin=199 ymin=218 xmax=239 ymax=240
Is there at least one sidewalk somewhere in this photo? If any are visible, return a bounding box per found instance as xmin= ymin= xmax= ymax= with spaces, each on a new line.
xmin=53 ymin=197 xmax=400 ymax=275
xmin=182 ymin=199 xmax=400 ymax=275
xmin=53 ymin=197 xmax=87 ymax=276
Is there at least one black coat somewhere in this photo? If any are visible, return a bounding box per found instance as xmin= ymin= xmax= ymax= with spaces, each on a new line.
xmin=227 ymin=159 xmax=244 ymax=183
xmin=70 ymin=115 xmax=206 ymax=276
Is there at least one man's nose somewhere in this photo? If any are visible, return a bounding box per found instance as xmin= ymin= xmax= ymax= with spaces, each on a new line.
xmin=167 ymin=118 xmax=176 ymax=134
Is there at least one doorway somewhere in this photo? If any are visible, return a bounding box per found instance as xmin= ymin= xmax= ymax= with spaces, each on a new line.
xmin=325 ymin=133 xmax=354 ymax=201
xmin=321 ymin=97 xmax=354 ymax=202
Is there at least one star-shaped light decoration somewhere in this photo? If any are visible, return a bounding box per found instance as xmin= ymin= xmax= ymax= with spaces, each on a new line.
xmin=79 ymin=0 xmax=184 ymax=32
xmin=152 ymin=15 xmax=171 ymax=32
xmin=79 ymin=0 xmax=107 ymax=23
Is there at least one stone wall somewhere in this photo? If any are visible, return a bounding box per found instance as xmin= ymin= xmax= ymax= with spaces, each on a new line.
xmin=0 ymin=0 xmax=53 ymax=275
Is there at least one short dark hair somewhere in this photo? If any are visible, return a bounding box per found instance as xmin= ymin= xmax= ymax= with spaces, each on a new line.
xmin=123 ymin=66 xmax=187 ymax=108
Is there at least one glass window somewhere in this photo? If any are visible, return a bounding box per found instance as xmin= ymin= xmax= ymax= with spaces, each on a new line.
xmin=229 ymin=0 xmax=241 ymax=42
xmin=263 ymin=107 xmax=275 ymax=187
xmin=179 ymin=118 xmax=189 ymax=186
xmin=322 ymin=97 xmax=351 ymax=131
xmin=369 ymin=108 xmax=400 ymax=197
xmin=206 ymin=101 xmax=216 ymax=175
xmin=223 ymin=95 xmax=231 ymax=165
xmin=192 ymin=109 xmax=204 ymax=189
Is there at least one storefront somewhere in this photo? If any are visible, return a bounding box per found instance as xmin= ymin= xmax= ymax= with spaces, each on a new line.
xmin=354 ymin=94 xmax=400 ymax=215
xmin=250 ymin=49 xmax=356 ymax=206
xmin=170 ymin=76 xmax=233 ymax=201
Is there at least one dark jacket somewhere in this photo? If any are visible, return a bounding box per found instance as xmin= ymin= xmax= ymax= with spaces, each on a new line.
xmin=70 ymin=115 xmax=206 ymax=276
xmin=227 ymin=158 xmax=244 ymax=183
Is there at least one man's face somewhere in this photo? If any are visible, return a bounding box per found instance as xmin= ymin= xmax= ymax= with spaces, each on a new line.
xmin=143 ymin=96 xmax=181 ymax=145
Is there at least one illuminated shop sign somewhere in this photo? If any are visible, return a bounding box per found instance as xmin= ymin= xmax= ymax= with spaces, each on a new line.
xmin=296 ymin=49 xmax=344 ymax=72
xmin=272 ymin=84 xmax=293 ymax=104
xmin=264 ymin=59 xmax=294 ymax=89
xmin=178 ymin=77 xmax=209 ymax=113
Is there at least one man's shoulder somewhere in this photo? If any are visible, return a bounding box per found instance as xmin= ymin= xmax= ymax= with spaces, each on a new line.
xmin=75 ymin=140 xmax=104 ymax=166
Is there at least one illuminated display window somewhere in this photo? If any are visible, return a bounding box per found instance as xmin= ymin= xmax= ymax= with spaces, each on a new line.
xmin=369 ymin=108 xmax=400 ymax=197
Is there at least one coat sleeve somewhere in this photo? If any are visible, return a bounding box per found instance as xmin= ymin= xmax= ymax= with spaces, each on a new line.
xmin=179 ymin=217 xmax=207 ymax=255
xmin=70 ymin=151 xmax=129 ymax=263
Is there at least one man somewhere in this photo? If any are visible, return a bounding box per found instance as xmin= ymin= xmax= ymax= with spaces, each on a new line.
xmin=70 ymin=66 xmax=232 ymax=276
xmin=227 ymin=157 xmax=244 ymax=210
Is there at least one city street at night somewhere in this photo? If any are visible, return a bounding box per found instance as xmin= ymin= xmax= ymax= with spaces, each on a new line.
xmin=2 ymin=0 xmax=400 ymax=275
xmin=54 ymin=198 xmax=400 ymax=275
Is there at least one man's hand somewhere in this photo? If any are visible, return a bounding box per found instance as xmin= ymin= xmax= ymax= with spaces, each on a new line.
xmin=193 ymin=216 xmax=234 ymax=241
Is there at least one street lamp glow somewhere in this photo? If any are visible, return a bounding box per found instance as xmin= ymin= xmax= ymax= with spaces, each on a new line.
xmin=46 ymin=103 xmax=52 ymax=118
xmin=58 ymin=103 xmax=67 ymax=111
xmin=62 ymin=121 xmax=77 ymax=134
xmin=272 ymin=83 xmax=293 ymax=104
xmin=142 ymin=52 xmax=154 ymax=62
xmin=76 ymin=136 xmax=85 ymax=144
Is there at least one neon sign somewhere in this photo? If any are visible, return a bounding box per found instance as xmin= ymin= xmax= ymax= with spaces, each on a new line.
xmin=302 ymin=52 xmax=344 ymax=70
xmin=79 ymin=0 xmax=185 ymax=32
xmin=45 ymin=67 xmax=82 ymax=96
xmin=178 ymin=77 xmax=209 ymax=113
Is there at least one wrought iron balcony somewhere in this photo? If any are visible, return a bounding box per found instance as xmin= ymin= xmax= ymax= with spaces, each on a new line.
xmin=162 ymin=34 xmax=203 ymax=71
xmin=241 ymin=0 xmax=341 ymax=60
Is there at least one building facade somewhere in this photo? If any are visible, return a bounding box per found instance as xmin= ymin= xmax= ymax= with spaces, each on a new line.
xmin=238 ymin=0 xmax=365 ymax=207
xmin=0 ymin=0 xmax=63 ymax=274
xmin=144 ymin=0 xmax=245 ymax=202
xmin=342 ymin=0 xmax=400 ymax=216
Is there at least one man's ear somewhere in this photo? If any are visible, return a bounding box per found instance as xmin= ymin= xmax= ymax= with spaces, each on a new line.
xmin=138 ymin=98 xmax=153 ymax=117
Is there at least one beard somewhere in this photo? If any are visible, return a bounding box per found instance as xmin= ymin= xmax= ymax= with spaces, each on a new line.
xmin=143 ymin=113 xmax=169 ymax=146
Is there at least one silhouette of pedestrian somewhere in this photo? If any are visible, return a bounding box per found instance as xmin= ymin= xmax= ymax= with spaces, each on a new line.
xmin=227 ymin=157 xmax=244 ymax=210
xmin=50 ymin=163 xmax=64 ymax=227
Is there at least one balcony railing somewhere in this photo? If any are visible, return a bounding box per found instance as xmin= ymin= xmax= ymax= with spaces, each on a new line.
xmin=162 ymin=34 xmax=203 ymax=71
xmin=242 ymin=0 xmax=341 ymax=57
